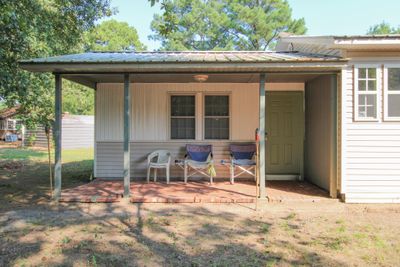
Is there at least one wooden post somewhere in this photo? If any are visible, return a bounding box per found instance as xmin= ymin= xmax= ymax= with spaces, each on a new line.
xmin=259 ymin=73 xmax=266 ymax=199
xmin=123 ymin=74 xmax=131 ymax=198
xmin=54 ymin=74 xmax=62 ymax=200
xmin=330 ymin=74 xmax=338 ymax=198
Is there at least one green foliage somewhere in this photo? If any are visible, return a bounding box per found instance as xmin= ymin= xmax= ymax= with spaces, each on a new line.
xmin=86 ymin=19 xmax=146 ymax=51
xmin=367 ymin=21 xmax=400 ymax=35
xmin=149 ymin=0 xmax=160 ymax=6
xmin=150 ymin=0 xmax=306 ymax=50
xmin=0 ymin=0 xmax=112 ymax=129
xmin=63 ymin=80 xmax=95 ymax=115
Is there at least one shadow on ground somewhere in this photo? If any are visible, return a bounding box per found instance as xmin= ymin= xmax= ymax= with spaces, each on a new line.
xmin=0 ymin=202 xmax=348 ymax=266
xmin=0 ymin=158 xmax=93 ymax=210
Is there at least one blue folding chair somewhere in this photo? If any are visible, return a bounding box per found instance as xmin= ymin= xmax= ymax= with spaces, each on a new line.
xmin=184 ymin=144 xmax=214 ymax=183
xmin=229 ymin=144 xmax=256 ymax=184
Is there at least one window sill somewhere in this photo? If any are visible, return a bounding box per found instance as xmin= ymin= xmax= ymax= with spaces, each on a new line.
xmin=353 ymin=118 xmax=379 ymax=122
xmin=383 ymin=117 xmax=400 ymax=122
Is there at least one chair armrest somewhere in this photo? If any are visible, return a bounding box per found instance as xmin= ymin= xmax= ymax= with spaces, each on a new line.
xmin=147 ymin=152 xmax=157 ymax=164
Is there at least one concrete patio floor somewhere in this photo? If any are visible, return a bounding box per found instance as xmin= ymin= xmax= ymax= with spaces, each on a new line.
xmin=59 ymin=179 xmax=332 ymax=203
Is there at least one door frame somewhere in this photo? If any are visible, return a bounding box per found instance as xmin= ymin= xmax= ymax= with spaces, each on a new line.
xmin=265 ymin=90 xmax=305 ymax=181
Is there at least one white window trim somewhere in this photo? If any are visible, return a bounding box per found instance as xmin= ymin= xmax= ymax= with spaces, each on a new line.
xmin=383 ymin=64 xmax=400 ymax=121
xmin=203 ymin=93 xmax=232 ymax=140
xmin=354 ymin=65 xmax=381 ymax=122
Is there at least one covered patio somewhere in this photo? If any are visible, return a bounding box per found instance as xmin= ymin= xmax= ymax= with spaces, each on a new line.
xmin=20 ymin=51 xmax=346 ymax=202
xmin=59 ymin=180 xmax=331 ymax=203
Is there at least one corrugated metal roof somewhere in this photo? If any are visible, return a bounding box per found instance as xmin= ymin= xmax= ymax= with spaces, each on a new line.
xmin=20 ymin=51 xmax=344 ymax=64
xmin=282 ymin=34 xmax=400 ymax=40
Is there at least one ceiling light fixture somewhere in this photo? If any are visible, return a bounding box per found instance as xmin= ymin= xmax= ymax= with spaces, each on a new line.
xmin=193 ymin=74 xmax=209 ymax=82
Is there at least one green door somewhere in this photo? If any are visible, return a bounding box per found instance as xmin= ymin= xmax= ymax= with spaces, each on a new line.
xmin=266 ymin=91 xmax=304 ymax=180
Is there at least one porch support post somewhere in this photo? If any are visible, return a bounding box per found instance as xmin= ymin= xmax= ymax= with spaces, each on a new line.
xmin=329 ymin=74 xmax=338 ymax=198
xmin=123 ymin=73 xmax=131 ymax=198
xmin=259 ymin=73 xmax=266 ymax=199
xmin=54 ymin=74 xmax=62 ymax=200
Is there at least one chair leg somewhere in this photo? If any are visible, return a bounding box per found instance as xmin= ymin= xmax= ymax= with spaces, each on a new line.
xmin=230 ymin=164 xmax=234 ymax=185
xmin=147 ymin=167 xmax=151 ymax=183
xmin=184 ymin=163 xmax=188 ymax=184
xmin=154 ymin=168 xmax=157 ymax=182
xmin=166 ymin=166 xmax=170 ymax=184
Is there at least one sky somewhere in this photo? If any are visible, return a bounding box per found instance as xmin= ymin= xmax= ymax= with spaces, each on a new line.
xmin=103 ymin=0 xmax=400 ymax=51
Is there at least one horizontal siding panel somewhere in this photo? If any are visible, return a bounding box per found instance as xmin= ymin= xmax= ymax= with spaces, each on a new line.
xmin=347 ymin=158 xmax=400 ymax=164
xmin=347 ymin=152 xmax=400 ymax=158
xmin=347 ymin=169 xmax=400 ymax=175
xmin=347 ymin=187 xmax=400 ymax=193
xmin=347 ymin=124 xmax=400 ymax=130
xmin=347 ymin=146 xmax=400 ymax=153
xmin=346 ymin=140 xmax=400 ymax=147
xmin=96 ymin=141 xmax=254 ymax=179
xmin=347 ymin=180 xmax=400 ymax=186
xmin=346 ymin=135 xmax=400 ymax=141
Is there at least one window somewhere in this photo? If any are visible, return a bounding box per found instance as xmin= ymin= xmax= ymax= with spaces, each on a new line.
xmin=170 ymin=95 xmax=195 ymax=139
xmin=7 ymin=120 xmax=16 ymax=130
xmin=384 ymin=67 xmax=400 ymax=120
xmin=355 ymin=67 xmax=379 ymax=120
xmin=204 ymin=95 xmax=229 ymax=139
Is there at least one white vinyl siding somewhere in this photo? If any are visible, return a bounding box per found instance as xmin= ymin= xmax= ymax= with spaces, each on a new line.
xmin=96 ymin=141 xmax=250 ymax=178
xmin=343 ymin=65 xmax=400 ymax=203
xmin=96 ymin=83 xmax=259 ymax=142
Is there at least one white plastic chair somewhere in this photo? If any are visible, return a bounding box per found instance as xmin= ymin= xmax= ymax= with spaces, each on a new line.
xmin=147 ymin=150 xmax=171 ymax=184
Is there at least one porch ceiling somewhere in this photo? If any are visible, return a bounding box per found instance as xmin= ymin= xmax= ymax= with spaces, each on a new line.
xmin=63 ymin=72 xmax=330 ymax=88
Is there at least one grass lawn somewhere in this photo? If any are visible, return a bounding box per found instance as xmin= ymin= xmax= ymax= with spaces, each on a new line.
xmin=0 ymin=146 xmax=400 ymax=266
xmin=0 ymin=147 xmax=93 ymax=209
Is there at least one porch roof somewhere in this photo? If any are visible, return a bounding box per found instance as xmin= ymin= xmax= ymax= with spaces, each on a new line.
xmin=19 ymin=51 xmax=347 ymax=74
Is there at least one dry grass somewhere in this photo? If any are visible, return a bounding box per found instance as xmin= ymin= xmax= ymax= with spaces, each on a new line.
xmin=1 ymin=147 xmax=400 ymax=266
xmin=0 ymin=203 xmax=399 ymax=266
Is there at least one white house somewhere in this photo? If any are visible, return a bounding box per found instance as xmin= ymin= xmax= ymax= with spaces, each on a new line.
xmin=20 ymin=34 xmax=400 ymax=203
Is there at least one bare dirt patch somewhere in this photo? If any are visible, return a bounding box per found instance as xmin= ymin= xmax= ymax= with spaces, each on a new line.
xmin=0 ymin=202 xmax=399 ymax=266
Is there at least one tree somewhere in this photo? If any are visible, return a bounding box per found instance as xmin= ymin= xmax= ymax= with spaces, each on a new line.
xmin=86 ymin=19 xmax=146 ymax=51
xmin=0 ymin=0 xmax=112 ymax=196
xmin=63 ymin=81 xmax=95 ymax=115
xmin=1 ymin=0 xmax=112 ymax=127
xmin=367 ymin=21 xmax=400 ymax=35
xmin=150 ymin=0 xmax=306 ymax=51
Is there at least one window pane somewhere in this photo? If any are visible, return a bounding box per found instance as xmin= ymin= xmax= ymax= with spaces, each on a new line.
xmin=388 ymin=94 xmax=400 ymax=117
xmin=171 ymin=96 xmax=195 ymax=116
xmin=205 ymin=96 xmax=229 ymax=116
xmin=388 ymin=68 xmax=400 ymax=91
xmin=368 ymin=80 xmax=376 ymax=91
xmin=205 ymin=118 xmax=229 ymax=139
xmin=358 ymin=94 xmax=377 ymax=118
xmin=358 ymin=68 xmax=366 ymax=79
xmin=171 ymin=118 xmax=195 ymax=139
xmin=368 ymin=68 xmax=376 ymax=79
xmin=358 ymin=80 xmax=366 ymax=91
